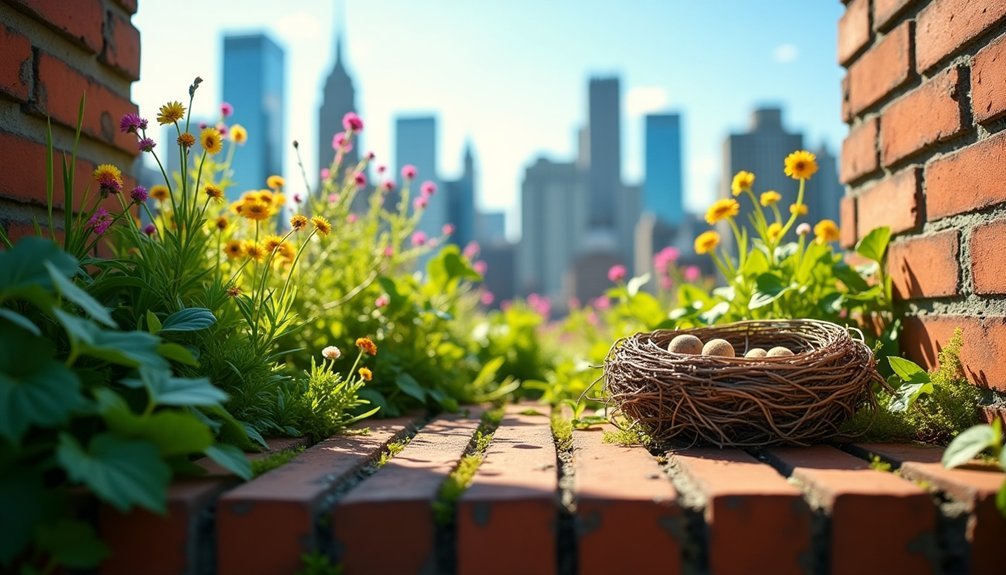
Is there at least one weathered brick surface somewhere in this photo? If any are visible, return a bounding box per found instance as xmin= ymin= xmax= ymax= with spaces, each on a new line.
xmin=880 ymin=67 xmax=966 ymax=166
xmin=838 ymin=0 xmax=871 ymax=65
xmin=100 ymin=8 xmax=141 ymax=81
xmin=457 ymin=407 xmax=557 ymax=575
xmin=840 ymin=195 xmax=857 ymax=248
xmin=0 ymin=25 xmax=32 ymax=102
xmin=855 ymin=167 xmax=920 ymax=238
xmin=216 ymin=416 xmax=421 ymax=575
xmin=916 ymin=0 xmax=1006 ymax=72
xmin=925 ymin=130 xmax=1006 ymax=220
xmin=887 ymin=230 xmax=959 ymax=300
xmin=672 ymin=449 xmax=812 ymax=575
xmin=9 ymin=0 xmax=104 ymax=53
xmin=767 ymin=446 xmax=937 ymax=575
xmin=971 ymin=217 xmax=1006 ymax=295
xmin=840 ymin=117 xmax=879 ymax=183
xmin=874 ymin=0 xmax=918 ymax=31
xmin=972 ymin=33 xmax=1006 ymax=123
xmin=848 ymin=21 xmax=913 ymax=113
xmin=333 ymin=411 xmax=483 ymax=575
xmin=900 ymin=315 xmax=1006 ymax=391
xmin=574 ymin=428 xmax=681 ymax=575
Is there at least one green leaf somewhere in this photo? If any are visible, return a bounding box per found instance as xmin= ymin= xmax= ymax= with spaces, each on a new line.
xmin=0 ymin=471 xmax=48 ymax=565
xmin=888 ymin=356 xmax=931 ymax=384
xmin=749 ymin=273 xmax=791 ymax=310
xmin=35 ymin=520 xmax=109 ymax=568
xmin=98 ymin=390 xmax=213 ymax=456
xmin=889 ymin=380 xmax=934 ymax=412
xmin=942 ymin=425 xmax=998 ymax=469
xmin=0 ymin=237 xmax=77 ymax=299
xmin=56 ymin=433 xmax=170 ymax=513
xmin=159 ymin=308 xmax=216 ymax=333
xmin=856 ymin=226 xmax=892 ymax=263
xmin=204 ymin=443 xmax=252 ymax=480
xmin=626 ymin=274 xmax=650 ymax=297
xmin=699 ymin=301 xmax=730 ymax=324
xmin=131 ymin=367 xmax=227 ymax=407
xmin=0 ymin=309 xmax=40 ymax=336
xmin=442 ymin=247 xmax=481 ymax=282
xmin=52 ymin=309 xmax=169 ymax=370
xmin=146 ymin=310 xmax=162 ymax=334
xmin=395 ymin=373 xmax=427 ymax=403
xmin=157 ymin=342 xmax=200 ymax=366
xmin=996 ymin=480 xmax=1006 ymax=519
xmin=45 ymin=262 xmax=115 ymax=327
xmin=833 ymin=260 xmax=870 ymax=292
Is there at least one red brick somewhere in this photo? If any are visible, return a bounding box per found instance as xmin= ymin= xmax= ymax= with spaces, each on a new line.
xmin=848 ymin=21 xmax=913 ymax=114
xmin=838 ymin=0 xmax=871 ymax=65
xmin=216 ymin=416 xmax=421 ymax=575
xmin=767 ymin=446 xmax=937 ymax=575
xmin=887 ymin=230 xmax=959 ymax=300
xmin=574 ymin=427 xmax=681 ymax=575
xmin=972 ymin=33 xmax=1006 ymax=123
xmin=35 ymin=53 xmax=139 ymax=157
xmin=881 ymin=67 xmax=966 ymax=166
xmin=333 ymin=411 xmax=483 ymax=575
xmin=10 ymin=0 xmax=104 ymax=53
xmin=855 ymin=167 xmax=920 ymax=237
xmin=856 ymin=443 xmax=1006 ymax=575
xmin=457 ymin=407 xmax=557 ymax=575
xmin=840 ymin=195 xmax=857 ymax=248
xmin=926 ymin=130 xmax=1006 ymax=220
xmin=3 ymin=221 xmax=65 ymax=247
xmin=900 ymin=315 xmax=1006 ymax=391
xmin=916 ymin=0 xmax=1006 ymax=72
xmin=0 ymin=25 xmax=32 ymax=102
xmin=671 ymin=449 xmax=811 ymax=575
xmin=874 ymin=0 xmax=918 ymax=31
xmin=100 ymin=10 xmax=140 ymax=81
xmin=113 ymin=0 xmax=137 ymax=15
xmin=971 ymin=217 xmax=1006 ymax=294
xmin=841 ymin=117 xmax=879 ymax=183
xmin=841 ymin=75 xmax=852 ymax=122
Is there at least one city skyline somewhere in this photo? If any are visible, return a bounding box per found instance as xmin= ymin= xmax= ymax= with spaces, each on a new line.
xmin=133 ymin=1 xmax=846 ymax=240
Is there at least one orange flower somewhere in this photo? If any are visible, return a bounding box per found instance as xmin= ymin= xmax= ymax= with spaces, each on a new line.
xmin=358 ymin=367 xmax=373 ymax=381
xmin=355 ymin=337 xmax=377 ymax=356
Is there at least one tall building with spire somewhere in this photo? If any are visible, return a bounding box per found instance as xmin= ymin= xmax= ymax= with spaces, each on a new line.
xmin=444 ymin=141 xmax=476 ymax=248
xmin=317 ymin=12 xmax=358 ymax=190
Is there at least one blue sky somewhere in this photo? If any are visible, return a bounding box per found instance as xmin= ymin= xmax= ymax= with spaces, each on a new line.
xmin=134 ymin=1 xmax=846 ymax=238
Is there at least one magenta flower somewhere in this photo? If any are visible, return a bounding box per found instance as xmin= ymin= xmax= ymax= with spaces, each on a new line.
xmin=138 ymin=137 xmax=156 ymax=152
xmin=328 ymin=193 xmax=340 ymax=203
xmin=375 ymin=294 xmax=389 ymax=308
xmin=401 ymin=165 xmax=417 ymax=180
xmin=593 ymin=296 xmax=611 ymax=310
xmin=129 ymin=186 xmax=148 ymax=203
xmin=414 ymin=196 xmax=428 ymax=210
xmin=661 ymin=276 xmax=674 ymax=290
xmin=347 ymin=214 xmax=358 ymax=224
xmin=608 ymin=264 xmax=627 ymax=283
xmin=683 ymin=265 xmax=701 ymax=282
xmin=367 ymin=151 xmax=376 ymax=160
xmin=382 ymin=180 xmax=396 ymax=192
xmin=332 ymin=132 xmax=352 ymax=152
xmin=420 ymin=181 xmax=436 ymax=197
xmin=473 ymin=260 xmax=488 ymax=275
xmin=87 ymin=208 xmax=113 ymax=236
xmin=342 ymin=112 xmax=364 ymax=133
xmin=463 ymin=241 xmax=480 ymax=259
xmin=216 ymin=123 xmax=228 ymax=137
xmin=480 ymin=291 xmax=495 ymax=306
xmin=354 ymin=172 xmax=367 ymax=188
xmin=143 ymin=223 xmax=157 ymax=236
xmin=199 ymin=121 xmax=209 ymax=130
xmin=293 ymin=193 xmax=302 ymax=204
xmin=411 ymin=231 xmax=427 ymax=247
xmin=442 ymin=224 xmax=455 ymax=236
xmin=383 ymin=246 xmax=395 ymax=257
xmin=320 ymin=168 xmax=331 ymax=180
xmin=377 ymin=165 xmax=387 ymax=174
xmin=119 ymin=113 xmax=146 ymax=134
xmin=221 ymin=102 xmax=233 ymax=117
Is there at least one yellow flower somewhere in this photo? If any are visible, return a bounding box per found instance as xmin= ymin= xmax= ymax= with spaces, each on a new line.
xmin=204 ymin=184 xmax=224 ymax=202
xmin=92 ymin=164 xmax=123 ymax=193
xmin=767 ymin=222 xmax=783 ymax=242
xmin=705 ymin=198 xmax=740 ymax=225
xmin=230 ymin=124 xmax=247 ymax=144
xmin=355 ymin=337 xmax=378 ymax=356
xmin=760 ymin=191 xmax=781 ymax=207
xmin=223 ymin=240 xmax=244 ymax=259
xmin=150 ymin=185 xmax=169 ymax=201
xmin=263 ymin=235 xmax=285 ymax=253
xmin=694 ymin=231 xmax=720 ymax=255
xmin=311 ymin=216 xmax=332 ymax=237
xmin=254 ymin=190 xmax=274 ymax=205
xmin=814 ymin=219 xmax=840 ymax=245
xmin=277 ymin=242 xmax=295 ymax=260
xmin=358 ymin=367 xmax=373 ymax=381
xmin=214 ymin=216 xmax=228 ymax=231
xmin=290 ymin=214 xmax=308 ymax=231
xmin=789 ymin=203 xmax=808 ymax=216
xmin=177 ymin=132 xmax=195 ymax=148
xmin=784 ymin=150 xmax=818 ymax=180
xmin=200 ymin=128 xmax=223 ymax=155
xmin=244 ymin=241 xmax=265 ymax=262
xmin=731 ymin=171 xmax=755 ymax=196
xmin=156 ymin=101 xmax=185 ymax=125
xmin=241 ymin=201 xmax=271 ymax=221
xmin=266 ymin=175 xmax=285 ymax=190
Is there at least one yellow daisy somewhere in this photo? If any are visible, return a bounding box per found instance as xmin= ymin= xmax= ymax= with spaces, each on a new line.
xmin=150 ymin=184 xmax=169 ymax=201
xmin=266 ymin=175 xmax=285 ymax=190
xmin=760 ymin=191 xmax=781 ymax=207
xmin=241 ymin=201 xmax=271 ymax=221
xmin=731 ymin=171 xmax=755 ymax=196
xmin=790 ymin=203 xmax=808 ymax=216
xmin=214 ymin=216 xmax=228 ymax=231
xmin=204 ymin=184 xmax=225 ymax=202
xmin=263 ymin=235 xmax=285 ymax=253
xmin=244 ymin=241 xmax=266 ymax=262
xmin=705 ymin=198 xmax=740 ymax=225
xmin=358 ymin=367 xmax=373 ymax=381
xmin=767 ymin=222 xmax=783 ymax=242
xmin=814 ymin=219 xmax=840 ymax=245
xmin=784 ymin=150 xmax=819 ymax=180
xmin=200 ymin=128 xmax=223 ymax=155
xmin=290 ymin=214 xmax=308 ymax=231
xmin=694 ymin=231 xmax=720 ymax=255
xmin=311 ymin=216 xmax=332 ymax=237
xmin=156 ymin=101 xmax=185 ymax=125
xmin=230 ymin=124 xmax=248 ymax=144
xmin=223 ymin=240 xmax=244 ymax=259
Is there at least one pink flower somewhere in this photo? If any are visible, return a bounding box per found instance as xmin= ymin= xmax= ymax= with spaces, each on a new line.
xmin=661 ymin=276 xmax=674 ymax=290
xmin=215 ymin=123 xmax=228 ymax=137
xmin=463 ymin=241 xmax=480 ymax=259
xmin=568 ymin=297 xmax=581 ymax=310
xmin=377 ymin=165 xmax=387 ymax=174
xmin=342 ymin=112 xmax=363 ymax=133
xmin=684 ymin=265 xmax=701 ymax=282
xmin=375 ymin=294 xmax=389 ymax=308
xmin=414 ymin=196 xmax=428 ymax=210
xmin=354 ymin=172 xmax=367 ymax=188
xmin=442 ymin=224 xmax=455 ymax=236
xmin=328 ymin=193 xmax=340 ymax=203
xmin=593 ymin=296 xmax=611 ymax=310
xmin=480 ymin=291 xmax=495 ymax=306
xmin=142 ymin=223 xmax=157 ymax=236
xmin=321 ymin=168 xmax=331 ymax=180
xmin=420 ymin=181 xmax=436 ymax=197
xmin=87 ymin=208 xmax=113 ymax=236
xmin=653 ymin=246 xmax=680 ymax=273
xmin=401 ymin=164 xmax=417 ymax=180
xmin=527 ymin=293 xmax=551 ymax=317
xmin=347 ymin=214 xmax=358 ymax=224
xmin=199 ymin=121 xmax=208 ymax=130
xmin=500 ymin=300 xmax=513 ymax=312
xmin=411 ymin=231 xmax=427 ymax=246
xmin=293 ymin=193 xmax=302 ymax=204
xmin=608 ymin=264 xmax=627 ymax=283
xmin=383 ymin=246 xmax=395 ymax=257
xmin=427 ymin=238 xmax=439 ymax=248
xmin=473 ymin=260 xmax=488 ymax=275
xmin=382 ymin=180 xmax=396 ymax=192
xmin=367 ymin=151 xmax=376 ymax=160
xmin=220 ymin=102 xmax=233 ymax=117
xmin=332 ymin=132 xmax=352 ymax=152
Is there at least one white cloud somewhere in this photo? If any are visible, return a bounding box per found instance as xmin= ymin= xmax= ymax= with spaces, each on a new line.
xmin=275 ymin=10 xmax=322 ymax=43
xmin=625 ymin=86 xmax=670 ymax=116
xmin=773 ymin=43 xmax=799 ymax=63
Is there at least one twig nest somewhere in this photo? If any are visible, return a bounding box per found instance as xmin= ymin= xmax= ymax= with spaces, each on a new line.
xmin=745 ymin=348 xmax=768 ymax=358
xmin=702 ymin=338 xmax=736 ymax=358
xmin=767 ymin=346 xmax=795 ymax=357
xmin=667 ymin=334 xmax=703 ymax=355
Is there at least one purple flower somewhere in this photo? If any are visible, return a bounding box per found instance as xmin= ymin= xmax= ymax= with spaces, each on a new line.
xmin=382 ymin=180 xmax=396 ymax=192
xmin=221 ymin=102 xmax=233 ymax=117
xmin=420 ymin=181 xmax=436 ymax=197
xmin=354 ymin=172 xmax=367 ymax=188
xmin=119 ymin=113 xmax=146 ymax=134
xmin=138 ymin=137 xmax=156 ymax=152
xmin=342 ymin=112 xmax=364 ymax=133
xmin=129 ymin=186 xmax=148 ymax=203
xmin=143 ymin=224 xmax=157 ymax=236
xmin=87 ymin=208 xmax=113 ymax=236
xmin=401 ymin=165 xmax=417 ymax=180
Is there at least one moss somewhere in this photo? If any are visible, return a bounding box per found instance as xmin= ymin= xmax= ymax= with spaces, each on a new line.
xmin=550 ymin=413 xmax=573 ymax=452
xmin=376 ymin=436 xmax=411 ymax=467
xmin=251 ymin=447 xmax=304 ymax=477
xmin=431 ymin=409 xmax=504 ymax=526
xmin=602 ymin=427 xmax=650 ymax=446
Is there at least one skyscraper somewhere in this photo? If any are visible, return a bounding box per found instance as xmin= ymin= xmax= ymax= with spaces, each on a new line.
xmin=587 ymin=77 xmax=621 ymax=229
xmin=443 ymin=142 xmax=476 ymax=248
xmin=644 ymin=113 xmax=685 ymax=227
xmin=395 ymin=116 xmax=443 ymax=240
xmin=805 ymin=143 xmax=842 ymax=224
xmin=317 ymin=24 xmax=358 ymax=190
xmin=222 ymin=33 xmax=285 ymax=200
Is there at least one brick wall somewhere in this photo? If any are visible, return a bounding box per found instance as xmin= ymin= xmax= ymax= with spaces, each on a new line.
xmin=0 ymin=0 xmax=140 ymax=243
xmin=839 ymin=0 xmax=1006 ymax=404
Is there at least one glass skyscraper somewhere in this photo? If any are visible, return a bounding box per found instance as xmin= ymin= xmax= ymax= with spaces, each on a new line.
xmin=644 ymin=113 xmax=685 ymax=226
xmin=587 ymin=77 xmax=621 ymax=230
xmin=222 ymin=33 xmax=285 ymax=200
xmin=395 ymin=116 xmax=443 ymax=240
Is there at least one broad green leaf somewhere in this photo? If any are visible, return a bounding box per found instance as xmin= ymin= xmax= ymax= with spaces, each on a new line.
xmin=53 ymin=309 xmax=168 ymax=370
xmin=132 ymin=367 xmax=227 ymax=407
xmin=741 ymin=247 xmax=770 ymax=276
xmin=395 ymin=373 xmax=427 ymax=403
xmin=99 ymin=391 xmax=213 ymax=456
xmin=204 ymin=443 xmax=252 ymax=480
xmin=145 ymin=310 xmax=162 ymax=334
xmin=888 ymin=356 xmax=930 ymax=384
xmin=0 ymin=237 xmax=77 ymax=299
xmin=889 ymin=380 xmax=934 ymax=412
xmin=442 ymin=247 xmax=481 ymax=282
xmin=35 ymin=520 xmax=109 ymax=568
xmin=56 ymin=433 xmax=170 ymax=513
xmin=699 ymin=301 xmax=730 ymax=324
xmin=749 ymin=273 xmax=791 ymax=310
xmin=45 ymin=262 xmax=115 ymax=327
xmin=0 ymin=308 xmax=40 ymax=336
xmin=833 ymin=260 xmax=871 ymax=292
xmin=856 ymin=226 xmax=892 ymax=263
xmin=0 ymin=471 xmax=48 ymax=564
xmin=378 ymin=276 xmax=406 ymax=309
xmin=626 ymin=274 xmax=650 ymax=297
xmin=942 ymin=425 xmax=997 ymax=469
xmin=159 ymin=308 xmax=216 ymax=333
xmin=157 ymin=343 xmax=200 ymax=366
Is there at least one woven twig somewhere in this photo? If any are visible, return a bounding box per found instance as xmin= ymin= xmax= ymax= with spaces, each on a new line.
xmin=602 ymin=319 xmax=882 ymax=447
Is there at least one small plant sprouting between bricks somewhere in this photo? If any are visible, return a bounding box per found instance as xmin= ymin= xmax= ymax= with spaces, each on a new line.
xmin=942 ymin=418 xmax=1006 ymax=518
xmin=250 ymin=447 xmax=305 ymax=478
xmin=431 ymin=408 xmax=503 ymax=526
xmin=297 ymin=551 xmax=342 ymax=575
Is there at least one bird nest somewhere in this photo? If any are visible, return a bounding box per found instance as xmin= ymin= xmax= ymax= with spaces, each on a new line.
xmin=602 ymin=319 xmax=882 ymax=447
